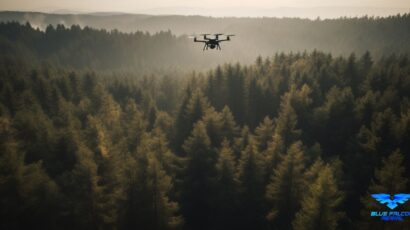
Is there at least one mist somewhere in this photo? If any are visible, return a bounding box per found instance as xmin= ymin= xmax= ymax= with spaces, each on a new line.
xmin=1 ymin=0 xmax=410 ymax=18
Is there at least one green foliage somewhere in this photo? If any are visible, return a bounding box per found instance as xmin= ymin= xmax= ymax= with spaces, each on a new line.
xmin=266 ymin=141 xmax=306 ymax=230
xmin=213 ymin=139 xmax=239 ymax=229
xmin=360 ymin=150 xmax=410 ymax=229
xmin=293 ymin=164 xmax=344 ymax=230
xmin=0 ymin=117 xmax=60 ymax=229
xmin=274 ymin=96 xmax=301 ymax=148
xmin=174 ymin=89 xmax=210 ymax=154
xmin=236 ymin=139 xmax=267 ymax=229
xmin=255 ymin=116 xmax=275 ymax=152
xmin=181 ymin=121 xmax=216 ymax=229
xmin=0 ymin=49 xmax=409 ymax=229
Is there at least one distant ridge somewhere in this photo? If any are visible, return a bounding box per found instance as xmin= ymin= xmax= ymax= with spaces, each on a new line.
xmin=1 ymin=10 xmax=409 ymax=66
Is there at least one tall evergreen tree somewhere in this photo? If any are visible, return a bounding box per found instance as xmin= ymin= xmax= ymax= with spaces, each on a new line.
xmin=181 ymin=121 xmax=216 ymax=230
xmin=293 ymin=164 xmax=345 ymax=230
xmin=0 ymin=117 xmax=60 ymax=230
xmin=360 ymin=150 xmax=409 ymax=230
xmin=236 ymin=139 xmax=266 ymax=230
xmin=273 ymin=96 xmax=301 ymax=148
xmin=233 ymin=125 xmax=253 ymax=159
xmin=226 ymin=63 xmax=246 ymax=124
xmin=255 ymin=116 xmax=275 ymax=152
xmin=213 ymin=139 xmax=239 ymax=229
xmin=264 ymin=133 xmax=285 ymax=184
xmin=174 ymin=90 xmax=210 ymax=155
xmin=201 ymin=107 xmax=223 ymax=147
xmin=266 ymin=141 xmax=306 ymax=230
xmin=220 ymin=105 xmax=240 ymax=143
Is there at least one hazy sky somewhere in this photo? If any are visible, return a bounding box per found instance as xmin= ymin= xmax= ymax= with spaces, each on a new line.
xmin=1 ymin=0 xmax=409 ymax=17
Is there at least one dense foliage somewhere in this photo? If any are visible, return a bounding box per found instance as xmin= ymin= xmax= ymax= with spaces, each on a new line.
xmin=1 ymin=46 xmax=410 ymax=229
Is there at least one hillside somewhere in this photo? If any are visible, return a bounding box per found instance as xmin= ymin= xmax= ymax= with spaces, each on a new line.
xmin=1 ymin=12 xmax=410 ymax=70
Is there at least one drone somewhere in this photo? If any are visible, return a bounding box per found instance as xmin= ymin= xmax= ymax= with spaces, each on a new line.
xmin=190 ymin=33 xmax=235 ymax=51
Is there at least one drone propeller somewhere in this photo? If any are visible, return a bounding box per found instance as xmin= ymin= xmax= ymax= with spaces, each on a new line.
xmin=200 ymin=33 xmax=210 ymax=36
xmin=226 ymin=34 xmax=235 ymax=37
xmin=214 ymin=33 xmax=224 ymax=35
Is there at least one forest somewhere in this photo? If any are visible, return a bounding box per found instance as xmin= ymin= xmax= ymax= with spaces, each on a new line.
xmin=1 ymin=13 xmax=410 ymax=69
xmin=0 ymin=19 xmax=410 ymax=230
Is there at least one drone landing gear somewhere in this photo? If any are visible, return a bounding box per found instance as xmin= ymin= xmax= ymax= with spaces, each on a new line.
xmin=203 ymin=44 xmax=210 ymax=51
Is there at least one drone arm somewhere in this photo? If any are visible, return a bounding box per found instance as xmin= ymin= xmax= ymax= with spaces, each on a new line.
xmin=194 ymin=40 xmax=207 ymax=43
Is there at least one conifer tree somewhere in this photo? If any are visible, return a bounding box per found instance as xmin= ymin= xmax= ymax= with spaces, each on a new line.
xmin=274 ymin=97 xmax=301 ymax=148
xmin=213 ymin=139 xmax=239 ymax=229
xmin=293 ymin=164 xmax=344 ymax=230
xmin=303 ymin=158 xmax=325 ymax=184
xmin=123 ymin=148 xmax=182 ymax=230
xmin=147 ymin=154 xmax=183 ymax=229
xmin=246 ymin=77 xmax=264 ymax=128
xmin=236 ymin=139 xmax=266 ymax=229
xmin=255 ymin=116 xmax=275 ymax=152
xmin=181 ymin=121 xmax=216 ymax=230
xmin=220 ymin=105 xmax=240 ymax=143
xmin=226 ymin=63 xmax=246 ymax=124
xmin=264 ymin=133 xmax=285 ymax=184
xmin=201 ymin=107 xmax=223 ymax=147
xmin=0 ymin=117 xmax=60 ymax=229
xmin=233 ymin=125 xmax=253 ymax=159
xmin=123 ymin=99 xmax=147 ymax=151
xmin=153 ymin=111 xmax=174 ymax=140
xmin=175 ymin=90 xmax=210 ymax=155
xmin=360 ymin=150 xmax=409 ymax=230
xmin=266 ymin=141 xmax=306 ymax=230
xmin=59 ymin=140 xmax=106 ymax=229
xmin=206 ymin=65 xmax=227 ymax=111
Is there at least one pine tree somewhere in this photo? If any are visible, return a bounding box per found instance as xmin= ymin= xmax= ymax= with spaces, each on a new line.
xmin=201 ymin=107 xmax=223 ymax=147
xmin=226 ymin=63 xmax=246 ymax=124
xmin=246 ymin=77 xmax=264 ymax=128
xmin=206 ymin=65 xmax=227 ymax=111
xmin=314 ymin=86 xmax=355 ymax=156
xmin=213 ymin=139 xmax=239 ymax=229
xmin=123 ymin=99 xmax=147 ymax=151
xmin=123 ymin=147 xmax=182 ymax=230
xmin=0 ymin=117 xmax=60 ymax=229
xmin=153 ymin=111 xmax=174 ymax=140
xmin=174 ymin=90 xmax=210 ymax=155
xmin=360 ymin=150 xmax=410 ymax=230
xmin=293 ymin=164 xmax=344 ymax=230
xmin=233 ymin=125 xmax=253 ymax=159
xmin=264 ymin=133 xmax=285 ymax=184
xmin=181 ymin=121 xmax=216 ymax=230
xmin=255 ymin=116 xmax=275 ymax=152
xmin=60 ymin=142 xmax=107 ymax=229
xmin=303 ymin=158 xmax=325 ymax=184
xmin=266 ymin=141 xmax=306 ymax=230
xmin=273 ymin=97 xmax=301 ymax=148
xmin=220 ymin=105 xmax=240 ymax=143
xmin=147 ymin=154 xmax=183 ymax=229
xmin=236 ymin=139 xmax=266 ymax=230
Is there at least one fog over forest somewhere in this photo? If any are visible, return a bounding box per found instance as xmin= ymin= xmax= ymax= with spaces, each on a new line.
xmin=1 ymin=11 xmax=410 ymax=71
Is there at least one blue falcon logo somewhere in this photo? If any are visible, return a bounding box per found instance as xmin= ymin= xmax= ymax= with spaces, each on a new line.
xmin=371 ymin=194 xmax=410 ymax=210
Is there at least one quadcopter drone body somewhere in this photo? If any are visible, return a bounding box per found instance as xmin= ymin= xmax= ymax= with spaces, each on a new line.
xmin=191 ymin=33 xmax=235 ymax=51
